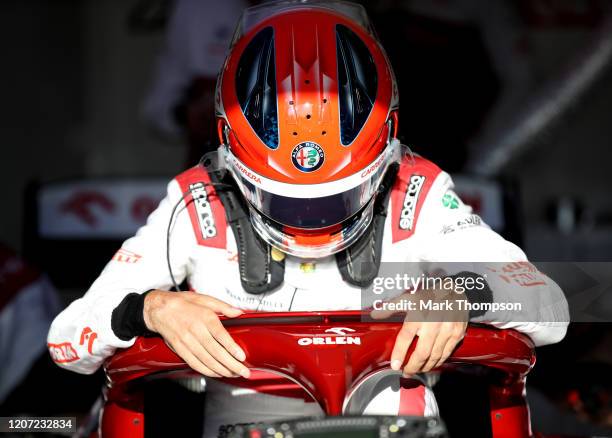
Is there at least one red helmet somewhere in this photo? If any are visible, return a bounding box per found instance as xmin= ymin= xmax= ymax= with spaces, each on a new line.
xmin=215 ymin=0 xmax=399 ymax=258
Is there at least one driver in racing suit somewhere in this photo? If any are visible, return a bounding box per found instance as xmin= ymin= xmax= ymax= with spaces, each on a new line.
xmin=47 ymin=2 xmax=569 ymax=435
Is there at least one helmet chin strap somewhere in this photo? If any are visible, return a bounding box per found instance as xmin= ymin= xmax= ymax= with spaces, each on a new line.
xmin=209 ymin=169 xmax=285 ymax=295
xmin=335 ymin=163 xmax=399 ymax=287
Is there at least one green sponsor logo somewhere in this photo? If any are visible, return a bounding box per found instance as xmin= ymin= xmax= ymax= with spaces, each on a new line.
xmin=442 ymin=193 xmax=459 ymax=209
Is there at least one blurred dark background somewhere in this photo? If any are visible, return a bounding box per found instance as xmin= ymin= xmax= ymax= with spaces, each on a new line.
xmin=2 ymin=0 xmax=612 ymax=261
xmin=1 ymin=0 xmax=611 ymax=436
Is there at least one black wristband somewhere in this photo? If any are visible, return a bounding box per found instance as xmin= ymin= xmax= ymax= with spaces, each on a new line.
xmin=448 ymin=271 xmax=493 ymax=318
xmin=111 ymin=290 xmax=158 ymax=341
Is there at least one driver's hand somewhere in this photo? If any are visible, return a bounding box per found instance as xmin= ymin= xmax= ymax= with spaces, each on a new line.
xmin=371 ymin=289 xmax=468 ymax=377
xmin=144 ymin=290 xmax=250 ymax=379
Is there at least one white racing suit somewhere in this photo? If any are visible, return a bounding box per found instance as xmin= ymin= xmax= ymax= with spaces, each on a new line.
xmin=47 ymin=156 xmax=569 ymax=436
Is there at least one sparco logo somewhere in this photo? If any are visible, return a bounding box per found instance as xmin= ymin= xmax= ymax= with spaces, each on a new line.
xmin=297 ymin=327 xmax=361 ymax=346
xmin=189 ymin=183 xmax=217 ymax=239
xmin=399 ymin=175 xmax=425 ymax=230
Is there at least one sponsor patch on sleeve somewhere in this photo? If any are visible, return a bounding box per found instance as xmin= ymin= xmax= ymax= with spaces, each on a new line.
xmin=441 ymin=191 xmax=461 ymax=209
xmin=399 ymin=175 xmax=426 ymax=231
xmin=79 ymin=327 xmax=98 ymax=355
xmin=175 ymin=166 xmax=227 ymax=249
xmin=440 ymin=214 xmax=483 ymax=234
xmin=487 ymin=262 xmax=547 ymax=288
xmin=48 ymin=342 xmax=80 ymax=363
xmin=189 ymin=182 xmax=218 ymax=239
xmin=391 ymin=155 xmax=442 ymax=243
xmin=112 ymin=248 xmax=142 ymax=263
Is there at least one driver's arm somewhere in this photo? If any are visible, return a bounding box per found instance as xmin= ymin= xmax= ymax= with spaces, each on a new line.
xmin=386 ymin=170 xmax=569 ymax=377
xmin=414 ymin=171 xmax=570 ymax=347
xmin=47 ymin=179 xmax=194 ymax=374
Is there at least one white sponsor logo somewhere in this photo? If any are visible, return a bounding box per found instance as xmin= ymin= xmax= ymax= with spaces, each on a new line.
xmin=324 ymin=327 xmax=354 ymax=335
xmin=189 ymin=183 xmax=217 ymax=239
xmin=297 ymin=327 xmax=361 ymax=346
xmin=399 ymin=175 xmax=425 ymax=230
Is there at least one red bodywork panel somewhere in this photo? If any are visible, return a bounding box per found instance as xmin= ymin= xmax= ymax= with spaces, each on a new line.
xmin=102 ymin=311 xmax=536 ymax=437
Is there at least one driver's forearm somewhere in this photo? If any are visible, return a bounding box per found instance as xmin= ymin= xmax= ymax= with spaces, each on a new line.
xmin=47 ymin=288 xmax=143 ymax=375
xmin=470 ymin=269 xmax=570 ymax=347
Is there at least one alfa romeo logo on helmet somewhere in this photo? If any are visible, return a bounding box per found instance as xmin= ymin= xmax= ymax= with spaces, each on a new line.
xmin=291 ymin=142 xmax=325 ymax=172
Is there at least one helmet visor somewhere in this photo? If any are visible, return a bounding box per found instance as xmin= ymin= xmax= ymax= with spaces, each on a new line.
xmin=249 ymin=198 xmax=375 ymax=258
xmin=222 ymin=139 xmax=400 ymax=230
